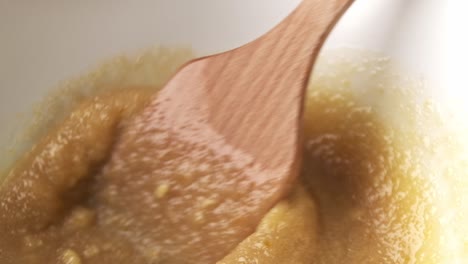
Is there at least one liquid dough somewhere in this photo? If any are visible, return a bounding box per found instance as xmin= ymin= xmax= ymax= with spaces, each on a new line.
xmin=1 ymin=48 xmax=467 ymax=264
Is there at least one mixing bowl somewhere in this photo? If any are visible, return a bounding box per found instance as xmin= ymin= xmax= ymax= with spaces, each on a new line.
xmin=1 ymin=0 xmax=467 ymax=262
xmin=1 ymin=0 xmax=464 ymax=159
xmin=0 ymin=0 xmax=464 ymax=166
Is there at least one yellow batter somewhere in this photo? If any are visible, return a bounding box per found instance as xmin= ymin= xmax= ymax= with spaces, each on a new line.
xmin=0 ymin=48 xmax=467 ymax=263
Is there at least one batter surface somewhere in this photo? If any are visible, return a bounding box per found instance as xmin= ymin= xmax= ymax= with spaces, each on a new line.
xmin=1 ymin=48 xmax=467 ymax=263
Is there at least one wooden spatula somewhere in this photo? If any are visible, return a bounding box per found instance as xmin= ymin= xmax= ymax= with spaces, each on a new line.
xmin=103 ymin=0 xmax=354 ymax=263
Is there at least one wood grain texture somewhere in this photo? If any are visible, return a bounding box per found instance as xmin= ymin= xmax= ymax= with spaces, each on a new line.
xmin=129 ymin=0 xmax=354 ymax=262
xmin=159 ymin=0 xmax=353 ymax=193
xmin=158 ymin=0 xmax=353 ymax=197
